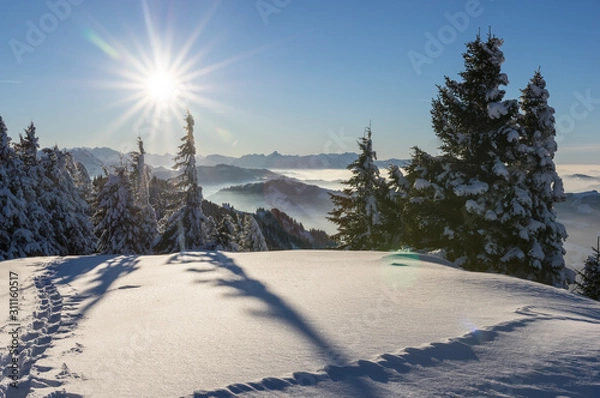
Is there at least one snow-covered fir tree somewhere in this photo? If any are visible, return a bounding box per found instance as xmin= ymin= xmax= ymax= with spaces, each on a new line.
xmin=402 ymin=33 xmax=571 ymax=288
xmin=94 ymin=165 xmax=140 ymax=254
xmin=14 ymin=122 xmax=58 ymax=256
xmin=0 ymin=117 xmax=34 ymax=260
xmin=240 ymin=214 xmax=268 ymax=252
xmin=66 ymin=153 xmax=93 ymax=204
xmin=38 ymin=147 xmax=95 ymax=255
xmin=416 ymin=33 xmax=525 ymax=272
xmin=149 ymin=176 xmax=171 ymax=222
xmin=576 ymin=238 xmax=600 ymax=301
xmin=15 ymin=122 xmax=40 ymax=168
xmin=328 ymin=126 xmax=387 ymax=249
xmin=1 ymin=119 xmax=95 ymax=258
xmin=202 ymin=215 xmax=219 ymax=250
xmin=397 ymin=148 xmax=451 ymax=251
xmin=155 ymin=111 xmax=210 ymax=253
xmin=514 ymin=70 xmax=571 ymax=287
xmin=0 ymin=117 xmax=14 ymax=259
xmin=216 ymin=213 xmax=242 ymax=252
xmin=130 ymin=137 xmax=158 ymax=254
xmin=90 ymin=173 xmax=108 ymax=219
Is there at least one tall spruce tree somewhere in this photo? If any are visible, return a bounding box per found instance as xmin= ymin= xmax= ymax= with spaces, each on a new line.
xmin=155 ymin=111 xmax=208 ymax=253
xmin=328 ymin=126 xmax=387 ymax=249
xmin=421 ymin=33 xmax=522 ymax=271
xmin=515 ymin=70 xmax=571 ymax=287
xmin=130 ymin=137 xmax=158 ymax=254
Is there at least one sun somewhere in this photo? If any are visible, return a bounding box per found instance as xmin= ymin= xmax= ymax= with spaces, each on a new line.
xmin=86 ymin=1 xmax=270 ymax=153
xmin=145 ymin=70 xmax=179 ymax=104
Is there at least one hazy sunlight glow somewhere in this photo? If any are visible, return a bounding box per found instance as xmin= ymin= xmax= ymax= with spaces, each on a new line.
xmin=146 ymin=70 xmax=179 ymax=103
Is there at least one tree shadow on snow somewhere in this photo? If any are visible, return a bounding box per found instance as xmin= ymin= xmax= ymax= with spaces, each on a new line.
xmin=166 ymin=251 xmax=210 ymax=265
xmin=53 ymin=255 xmax=116 ymax=286
xmin=188 ymin=251 xmax=387 ymax=398
xmin=54 ymin=255 xmax=140 ymax=316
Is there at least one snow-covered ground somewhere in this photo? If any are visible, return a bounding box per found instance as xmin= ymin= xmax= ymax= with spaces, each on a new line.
xmin=1 ymin=251 xmax=599 ymax=397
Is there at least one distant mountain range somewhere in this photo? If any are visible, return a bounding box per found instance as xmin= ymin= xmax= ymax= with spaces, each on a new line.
xmin=66 ymin=146 xmax=408 ymax=177
xmin=201 ymin=151 xmax=408 ymax=170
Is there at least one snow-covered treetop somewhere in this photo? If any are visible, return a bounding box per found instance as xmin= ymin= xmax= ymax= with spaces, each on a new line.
xmin=519 ymin=69 xmax=565 ymax=204
xmin=387 ymin=164 xmax=409 ymax=199
xmin=478 ymin=35 xmax=505 ymax=68
xmin=358 ymin=126 xmax=378 ymax=173
xmin=138 ymin=135 xmax=146 ymax=155
xmin=432 ymin=33 xmax=519 ymax=162
xmin=174 ymin=110 xmax=202 ymax=201
xmin=0 ymin=116 xmax=12 ymax=160
xmin=16 ymin=122 xmax=40 ymax=167
xmin=520 ymin=70 xmax=555 ymax=131
xmin=131 ymin=136 xmax=152 ymax=206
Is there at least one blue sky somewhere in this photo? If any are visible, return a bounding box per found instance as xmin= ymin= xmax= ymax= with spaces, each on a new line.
xmin=0 ymin=0 xmax=599 ymax=163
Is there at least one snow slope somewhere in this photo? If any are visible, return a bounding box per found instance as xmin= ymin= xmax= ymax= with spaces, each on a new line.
xmin=1 ymin=251 xmax=599 ymax=397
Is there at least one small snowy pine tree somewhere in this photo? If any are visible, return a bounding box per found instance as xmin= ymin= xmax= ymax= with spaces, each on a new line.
xmin=240 ymin=214 xmax=268 ymax=252
xmin=576 ymin=238 xmax=600 ymax=301
xmin=66 ymin=153 xmax=93 ymax=204
xmin=216 ymin=213 xmax=241 ymax=252
xmin=328 ymin=126 xmax=387 ymax=249
xmin=94 ymin=165 xmax=140 ymax=254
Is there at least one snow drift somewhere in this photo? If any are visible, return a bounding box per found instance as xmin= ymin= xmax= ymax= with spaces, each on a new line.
xmin=1 ymin=251 xmax=599 ymax=397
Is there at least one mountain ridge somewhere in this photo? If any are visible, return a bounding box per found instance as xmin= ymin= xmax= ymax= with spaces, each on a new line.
xmin=65 ymin=146 xmax=408 ymax=176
